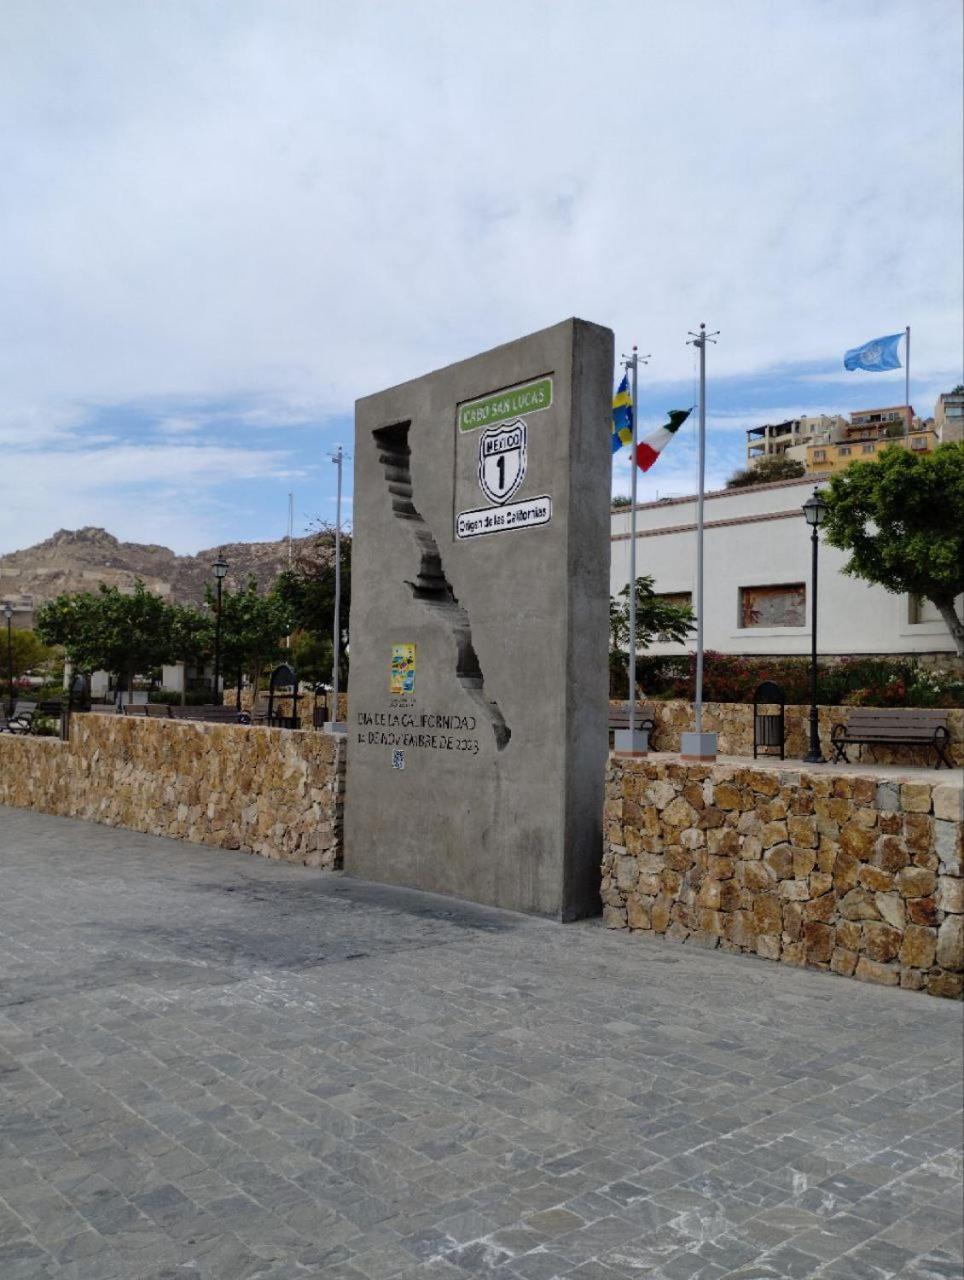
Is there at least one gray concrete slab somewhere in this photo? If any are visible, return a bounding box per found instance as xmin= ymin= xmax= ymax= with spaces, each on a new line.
xmin=0 ymin=808 xmax=961 ymax=1280
xmin=346 ymin=318 xmax=613 ymax=920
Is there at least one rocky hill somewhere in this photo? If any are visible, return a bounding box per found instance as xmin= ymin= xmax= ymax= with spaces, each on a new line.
xmin=0 ymin=527 xmax=315 ymax=623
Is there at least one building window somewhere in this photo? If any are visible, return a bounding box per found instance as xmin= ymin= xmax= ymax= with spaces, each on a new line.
xmin=838 ymin=446 xmax=851 ymax=457
xmin=909 ymin=596 xmax=942 ymax=625
xmin=911 ymin=437 xmax=927 ymax=450
xmin=814 ymin=449 xmax=826 ymax=461
xmin=655 ymin=591 xmax=692 ymax=609
xmin=862 ymin=444 xmax=875 ymax=454
xmin=739 ymin=584 xmax=806 ymax=628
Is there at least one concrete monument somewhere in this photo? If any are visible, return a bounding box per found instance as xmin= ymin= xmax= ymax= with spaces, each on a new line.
xmin=344 ymin=318 xmax=613 ymax=919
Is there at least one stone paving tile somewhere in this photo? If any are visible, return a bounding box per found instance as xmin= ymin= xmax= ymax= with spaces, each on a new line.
xmin=0 ymin=808 xmax=962 ymax=1280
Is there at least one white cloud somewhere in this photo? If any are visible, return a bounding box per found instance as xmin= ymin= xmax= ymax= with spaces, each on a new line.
xmin=0 ymin=442 xmax=302 ymax=554
xmin=0 ymin=1 xmax=960 ymax=544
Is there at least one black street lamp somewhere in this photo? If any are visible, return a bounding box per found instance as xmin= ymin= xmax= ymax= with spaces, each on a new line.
xmin=212 ymin=555 xmax=228 ymax=702
xmin=802 ymin=488 xmax=828 ymax=764
xmin=3 ymin=602 xmax=13 ymax=716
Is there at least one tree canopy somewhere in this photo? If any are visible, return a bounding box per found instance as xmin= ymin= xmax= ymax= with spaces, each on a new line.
xmin=275 ymin=522 xmax=351 ymax=687
xmin=4 ymin=629 xmax=55 ymax=681
xmin=726 ymin=456 xmax=805 ymax=488
xmin=36 ymin=581 xmax=175 ymax=684
xmin=821 ymin=442 xmax=964 ymax=655
xmin=205 ymin=578 xmax=293 ymax=692
xmin=610 ymin=576 xmax=696 ymax=698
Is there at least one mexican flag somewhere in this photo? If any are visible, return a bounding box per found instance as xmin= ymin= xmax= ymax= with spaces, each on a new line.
xmin=636 ymin=408 xmax=693 ymax=472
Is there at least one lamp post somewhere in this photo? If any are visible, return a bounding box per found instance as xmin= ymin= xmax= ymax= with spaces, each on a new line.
xmin=212 ymin=555 xmax=228 ymax=702
xmin=802 ymin=488 xmax=828 ymax=764
xmin=3 ymin=602 xmax=13 ymax=716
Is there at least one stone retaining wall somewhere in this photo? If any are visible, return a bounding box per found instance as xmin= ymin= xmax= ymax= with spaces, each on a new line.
xmin=0 ymin=714 xmax=345 ymax=869
xmin=618 ymin=700 xmax=964 ymax=769
xmin=603 ymin=757 xmax=964 ymax=998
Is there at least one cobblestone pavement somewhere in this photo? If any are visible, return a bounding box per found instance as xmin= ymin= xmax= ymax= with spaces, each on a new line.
xmin=1 ymin=810 xmax=961 ymax=1280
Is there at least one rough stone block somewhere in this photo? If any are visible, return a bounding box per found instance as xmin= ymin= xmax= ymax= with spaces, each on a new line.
xmin=858 ymin=864 xmax=894 ymax=893
xmin=875 ymin=781 xmax=900 ymax=812
xmin=756 ymin=933 xmax=781 ymax=960
xmin=779 ymin=880 xmax=810 ymax=901
xmin=840 ymin=826 xmax=876 ymax=861
xmin=898 ymin=924 xmax=937 ymax=970
xmin=896 ymin=866 xmax=936 ymax=899
xmin=626 ymin=894 xmax=651 ymax=930
xmin=900 ymin=782 xmax=933 ymax=814
xmin=906 ymin=896 xmax=938 ymax=927
xmin=833 ymin=851 xmax=859 ymax=892
xmin=874 ymin=892 xmax=905 ymax=931
xmin=765 ymin=844 xmax=794 ymax=880
xmin=926 ymin=970 xmax=964 ymax=999
xmin=937 ymin=876 xmax=964 ymax=915
xmin=603 ymin=905 xmax=628 ymax=929
xmin=761 ymin=820 xmax=789 ymax=849
xmin=804 ymin=891 xmax=835 ymax=922
xmin=862 ymin=921 xmax=901 ymax=963
xmin=903 ymin=812 xmax=933 ymax=854
xmin=753 ymin=894 xmax=782 ymax=935
xmin=830 ymin=947 xmax=858 ymax=976
xmin=741 ymin=860 xmax=775 ymax=891
xmin=874 ymin=834 xmax=910 ymax=873
xmin=787 ymin=815 xmax=818 ymax=848
xmin=854 ymin=956 xmax=900 ymax=986
xmin=936 ymin=915 xmax=964 ymax=972
xmin=803 ymin=921 xmax=834 ymax=963
xmin=935 ymin=820 xmax=962 ymax=876
xmin=932 ymin=783 xmax=963 ymax=823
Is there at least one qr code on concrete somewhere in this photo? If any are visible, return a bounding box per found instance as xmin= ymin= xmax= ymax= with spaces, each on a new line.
xmin=392 ymin=750 xmax=405 ymax=770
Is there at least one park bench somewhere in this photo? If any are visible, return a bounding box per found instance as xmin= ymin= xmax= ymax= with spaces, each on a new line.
xmin=121 ymin=703 xmax=172 ymax=718
xmin=169 ymin=705 xmax=251 ymax=725
xmin=0 ymin=700 xmax=36 ymax=734
xmin=830 ymin=709 xmax=953 ymax=770
xmin=609 ymin=701 xmax=658 ymax=749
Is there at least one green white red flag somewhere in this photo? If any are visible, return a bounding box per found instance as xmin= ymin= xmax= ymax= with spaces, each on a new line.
xmin=636 ymin=408 xmax=693 ymax=472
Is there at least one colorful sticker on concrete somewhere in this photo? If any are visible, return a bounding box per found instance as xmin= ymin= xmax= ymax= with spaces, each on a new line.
xmin=458 ymin=376 xmax=552 ymax=433
xmin=390 ymin=643 xmax=416 ymax=694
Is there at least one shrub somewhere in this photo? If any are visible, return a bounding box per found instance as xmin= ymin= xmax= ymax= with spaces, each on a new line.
xmin=633 ymin=652 xmax=963 ymax=708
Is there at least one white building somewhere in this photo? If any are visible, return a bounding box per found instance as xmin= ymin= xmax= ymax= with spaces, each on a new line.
xmin=610 ymin=474 xmax=960 ymax=658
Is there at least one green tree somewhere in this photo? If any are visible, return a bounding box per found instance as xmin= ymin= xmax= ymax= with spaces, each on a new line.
xmin=6 ymin=629 xmax=53 ymax=680
xmin=726 ymin=456 xmax=805 ymax=488
xmin=611 ymin=495 xmax=632 ymax=509
xmin=610 ymin=575 xmax=696 ymax=696
xmin=822 ymin=443 xmax=964 ymax=655
xmin=275 ymin=522 xmax=351 ymax=688
xmin=35 ymin=581 xmax=177 ymax=694
xmin=207 ymin=578 xmax=293 ymax=697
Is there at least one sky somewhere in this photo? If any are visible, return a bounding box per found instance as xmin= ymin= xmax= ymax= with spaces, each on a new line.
xmin=1 ymin=0 xmax=961 ymax=555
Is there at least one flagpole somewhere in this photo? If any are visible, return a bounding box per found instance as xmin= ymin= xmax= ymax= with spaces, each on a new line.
xmin=682 ymin=323 xmax=719 ymax=762
xmin=905 ymin=325 xmax=911 ymax=437
xmin=628 ymin=347 xmax=638 ymax=739
xmin=615 ymin=346 xmax=649 ymax=756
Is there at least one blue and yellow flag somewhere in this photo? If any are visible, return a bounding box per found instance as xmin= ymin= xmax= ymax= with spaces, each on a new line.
xmin=611 ymin=373 xmax=633 ymax=453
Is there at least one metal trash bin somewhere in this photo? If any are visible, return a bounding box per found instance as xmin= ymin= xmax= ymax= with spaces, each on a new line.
xmin=753 ymin=681 xmax=786 ymax=760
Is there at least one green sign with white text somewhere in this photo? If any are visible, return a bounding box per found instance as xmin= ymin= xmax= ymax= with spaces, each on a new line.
xmin=458 ymin=376 xmax=553 ymax=433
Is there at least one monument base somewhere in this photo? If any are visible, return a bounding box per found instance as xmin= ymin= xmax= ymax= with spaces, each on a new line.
xmin=680 ymin=731 xmax=718 ymax=762
xmin=613 ymin=728 xmax=649 ymax=757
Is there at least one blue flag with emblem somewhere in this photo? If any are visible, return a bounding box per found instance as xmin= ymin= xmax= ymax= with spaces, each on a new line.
xmin=611 ymin=373 xmax=633 ymax=453
xmin=844 ymin=332 xmax=903 ymax=372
